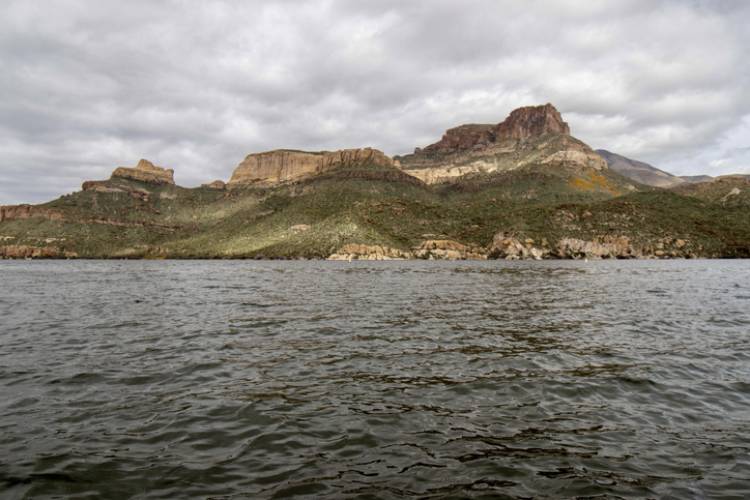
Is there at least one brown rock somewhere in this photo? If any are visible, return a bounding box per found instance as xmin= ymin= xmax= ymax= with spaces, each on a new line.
xmin=495 ymin=103 xmax=570 ymax=140
xmin=111 ymin=159 xmax=175 ymax=185
xmin=82 ymin=181 xmax=126 ymax=193
xmin=420 ymin=103 xmax=569 ymax=156
xmin=228 ymin=148 xmax=394 ymax=187
xmin=397 ymin=104 xmax=608 ymax=183
xmin=0 ymin=205 xmax=64 ymax=223
xmin=202 ymin=180 xmax=226 ymax=190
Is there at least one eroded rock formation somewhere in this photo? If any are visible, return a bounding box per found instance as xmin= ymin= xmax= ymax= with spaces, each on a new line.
xmin=202 ymin=180 xmax=226 ymax=190
xmin=111 ymin=159 xmax=175 ymax=185
xmin=328 ymin=243 xmax=411 ymax=260
xmin=397 ymin=103 xmax=606 ymax=183
xmin=421 ymin=103 xmax=570 ymax=156
xmin=228 ymin=148 xmax=394 ymax=187
xmin=0 ymin=245 xmax=77 ymax=259
xmin=413 ymin=239 xmax=487 ymax=260
xmin=0 ymin=205 xmax=64 ymax=223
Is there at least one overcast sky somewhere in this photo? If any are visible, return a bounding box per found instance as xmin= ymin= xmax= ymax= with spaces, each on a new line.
xmin=1 ymin=0 xmax=749 ymax=204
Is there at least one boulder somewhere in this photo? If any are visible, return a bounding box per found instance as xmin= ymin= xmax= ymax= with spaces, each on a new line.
xmin=488 ymin=233 xmax=548 ymax=260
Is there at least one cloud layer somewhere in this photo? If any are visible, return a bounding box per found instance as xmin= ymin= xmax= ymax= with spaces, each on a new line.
xmin=1 ymin=0 xmax=748 ymax=203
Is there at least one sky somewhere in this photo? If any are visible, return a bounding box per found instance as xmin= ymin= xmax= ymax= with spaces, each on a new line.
xmin=1 ymin=0 xmax=749 ymax=204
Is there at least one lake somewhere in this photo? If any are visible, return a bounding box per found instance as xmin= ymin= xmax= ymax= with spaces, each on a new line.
xmin=1 ymin=260 xmax=749 ymax=498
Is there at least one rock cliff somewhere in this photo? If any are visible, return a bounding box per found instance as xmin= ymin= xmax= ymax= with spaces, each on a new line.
xmin=0 ymin=205 xmax=64 ymax=223
xmin=111 ymin=159 xmax=175 ymax=185
xmin=397 ymin=103 xmax=606 ymax=183
xmin=421 ymin=103 xmax=570 ymax=156
xmin=228 ymin=148 xmax=394 ymax=187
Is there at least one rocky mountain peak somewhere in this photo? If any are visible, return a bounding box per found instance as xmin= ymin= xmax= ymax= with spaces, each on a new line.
xmin=419 ymin=103 xmax=570 ymax=156
xmin=496 ymin=103 xmax=570 ymax=140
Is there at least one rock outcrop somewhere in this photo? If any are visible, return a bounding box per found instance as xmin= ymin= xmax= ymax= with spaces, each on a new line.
xmin=421 ymin=104 xmax=570 ymax=156
xmin=489 ymin=234 xmax=549 ymax=260
xmin=81 ymin=181 xmax=151 ymax=200
xmin=0 ymin=245 xmax=77 ymax=259
xmin=328 ymin=243 xmax=411 ymax=260
xmin=0 ymin=205 xmax=64 ymax=223
xmin=413 ymin=239 xmax=487 ymax=260
xmin=228 ymin=148 xmax=394 ymax=187
xmin=202 ymin=180 xmax=226 ymax=190
xmin=328 ymin=240 xmax=490 ymax=260
xmin=554 ymin=236 xmax=637 ymax=259
xmin=111 ymin=159 xmax=175 ymax=185
xmin=397 ymin=103 xmax=607 ymax=183
xmin=490 ymin=233 xmax=640 ymax=260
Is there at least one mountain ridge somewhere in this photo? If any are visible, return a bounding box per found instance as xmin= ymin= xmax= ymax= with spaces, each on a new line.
xmin=1 ymin=103 xmax=749 ymax=259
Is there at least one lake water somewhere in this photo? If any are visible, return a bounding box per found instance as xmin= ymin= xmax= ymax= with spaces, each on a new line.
xmin=1 ymin=260 xmax=749 ymax=499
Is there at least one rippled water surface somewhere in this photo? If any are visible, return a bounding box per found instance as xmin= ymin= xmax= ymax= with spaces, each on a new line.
xmin=1 ymin=260 xmax=750 ymax=499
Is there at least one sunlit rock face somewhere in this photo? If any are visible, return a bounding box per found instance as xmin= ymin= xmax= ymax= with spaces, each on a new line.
xmin=228 ymin=148 xmax=394 ymax=187
xmin=111 ymin=159 xmax=175 ymax=185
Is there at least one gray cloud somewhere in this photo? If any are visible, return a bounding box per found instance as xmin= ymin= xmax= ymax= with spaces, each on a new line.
xmin=1 ymin=0 xmax=748 ymax=203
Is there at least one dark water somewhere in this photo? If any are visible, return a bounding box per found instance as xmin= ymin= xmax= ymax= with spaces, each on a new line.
xmin=1 ymin=261 xmax=749 ymax=499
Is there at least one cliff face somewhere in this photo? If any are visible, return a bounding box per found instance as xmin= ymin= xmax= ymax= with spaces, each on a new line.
xmin=397 ymin=103 xmax=605 ymax=184
xmin=111 ymin=159 xmax=175 ymax=185
xmin=228 ymin=148 xmax=394 ymax=187
xmin=421 ymin=103 xmax=570 ymax=156
xmin=0 ymin=205 xmax=64 ymax=223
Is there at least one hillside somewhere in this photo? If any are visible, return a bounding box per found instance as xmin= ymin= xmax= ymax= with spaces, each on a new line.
xmin=596 ymin=149 xmax=685 ymax=188
xmin=1 ymin=104 xmax=749 ymax=259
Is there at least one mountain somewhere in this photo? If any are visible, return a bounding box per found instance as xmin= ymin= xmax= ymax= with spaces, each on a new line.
xmin=595 ymin=150 xmax=685 ymax=188
xmin=396 ymin=104 xmax=610 ymax=184
xmin=2 ymin=104 xmax=749 ymax=259
xmin=680 ymin=175 xmax=714 ymax=183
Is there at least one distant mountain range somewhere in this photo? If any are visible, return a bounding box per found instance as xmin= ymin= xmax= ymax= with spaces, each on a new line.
xmin=2 ymin=104 xmax=749 ymax=259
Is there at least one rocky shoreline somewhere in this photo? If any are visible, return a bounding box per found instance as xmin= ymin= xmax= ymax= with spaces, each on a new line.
xmin=0 ymin=235 xmax=710 ymax=260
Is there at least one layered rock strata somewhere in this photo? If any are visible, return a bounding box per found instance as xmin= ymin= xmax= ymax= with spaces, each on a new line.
xmin=0 ymin=205 xmax=64 ymax=223
xmin=111 ymin=159 xmax=175 ymax=185
xmin=0 ymin=245 xmax=77 ymax=259
xmin=328 ymin=244 xmax=411 ymax=260
xmin=228 ymin=148 xmax=394 ymax=187
xmin=397 ymin=103 xmax=606 ymax=183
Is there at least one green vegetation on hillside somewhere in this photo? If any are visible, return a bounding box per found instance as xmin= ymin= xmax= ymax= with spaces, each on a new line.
xmin=1 ymin=160 xmax=749 ymax=259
